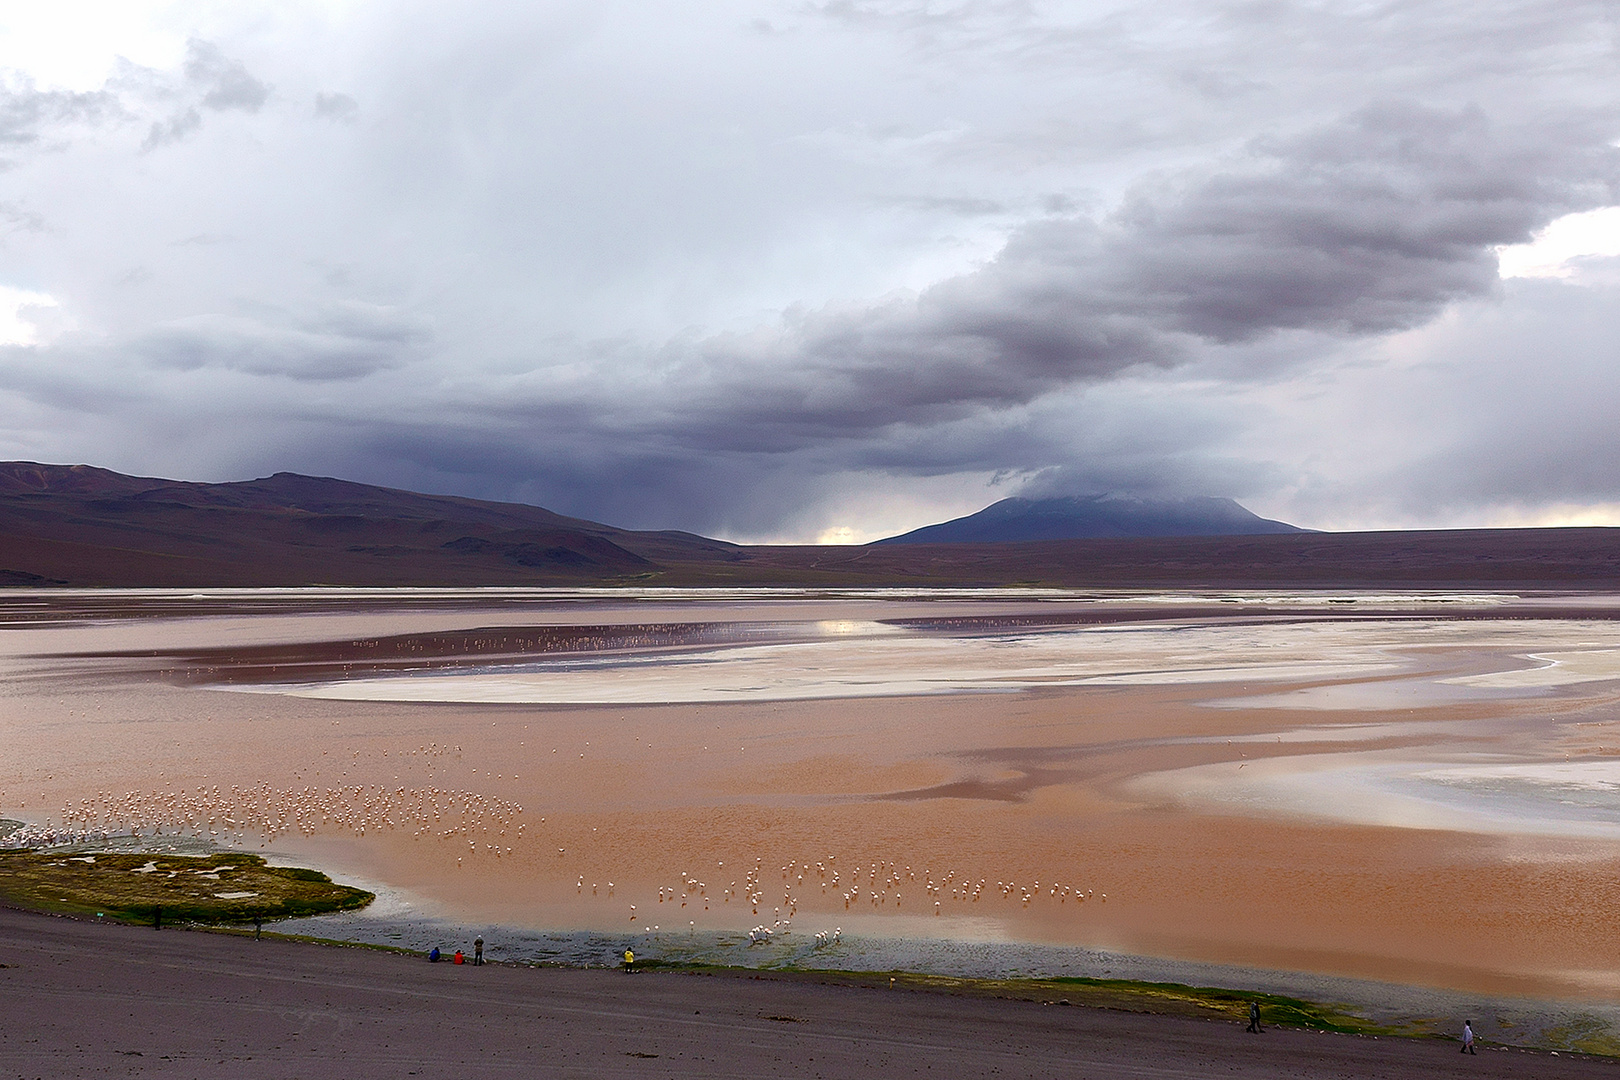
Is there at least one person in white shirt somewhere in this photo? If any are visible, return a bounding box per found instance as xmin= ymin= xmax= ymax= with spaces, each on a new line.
xmin=1461 ymin=1020 xmax=1476 ymax=1054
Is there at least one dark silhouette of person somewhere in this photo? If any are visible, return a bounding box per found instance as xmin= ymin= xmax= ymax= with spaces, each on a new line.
xmin=474 ymin=936 xmax=484 ymax=966
xmin=1247 ymin=1001 xmax=1262 ymax=1033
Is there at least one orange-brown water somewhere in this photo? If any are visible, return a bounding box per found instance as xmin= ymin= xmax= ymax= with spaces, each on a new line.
xmin=6 ymin=588 xmax=1620 ymax=999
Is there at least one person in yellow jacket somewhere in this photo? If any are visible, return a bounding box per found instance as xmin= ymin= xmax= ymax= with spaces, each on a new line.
xmin=623 ymin=948 xmax=635 ymax=972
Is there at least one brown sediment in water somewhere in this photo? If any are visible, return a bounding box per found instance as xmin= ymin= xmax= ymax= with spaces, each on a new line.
xmin=6 ymin=592 xmax=1620 ymax=1004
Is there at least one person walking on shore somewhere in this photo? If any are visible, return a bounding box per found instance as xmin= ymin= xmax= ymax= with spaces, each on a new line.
xmin=1461 ymin=1020 xmax=1476 ymax=1054
xmin=1246 ymin=1001 xmax=1262 ymax=1034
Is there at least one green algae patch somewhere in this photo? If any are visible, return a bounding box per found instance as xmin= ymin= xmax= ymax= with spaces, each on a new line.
xmin=1542 ymin=1015 xmax=1620 ymax=1057
xmin=0 ymin=850 xmax=372 ymax=925
xmin=1028 ymin=974 xmax=1405 ymax=1035
xmin=647 ymin=963 xmax=1404 ymax=1036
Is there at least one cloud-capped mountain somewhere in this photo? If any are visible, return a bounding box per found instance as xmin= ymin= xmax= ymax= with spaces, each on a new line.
xmin=876 ymin=494 xmax=1304 ymax=544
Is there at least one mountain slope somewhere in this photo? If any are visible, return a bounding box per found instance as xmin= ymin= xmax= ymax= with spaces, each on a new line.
xmin=876 ymin=494 xmax=1304 ymax=544
xmin=0 ymin=462 xmax=738 ymax=586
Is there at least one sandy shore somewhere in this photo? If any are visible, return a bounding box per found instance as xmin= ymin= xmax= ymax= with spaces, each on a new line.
xmin=0 ymin=906 xmax=1605 ymax=1080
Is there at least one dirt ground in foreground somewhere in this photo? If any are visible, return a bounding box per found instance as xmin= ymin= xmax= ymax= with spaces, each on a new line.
xmin=0 ymin=906 xmax=1608 ymax=1080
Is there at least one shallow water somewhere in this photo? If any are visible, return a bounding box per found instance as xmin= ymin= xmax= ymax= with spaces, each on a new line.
xmin=246 ymin=622 xmax=1409 ymax=705
xmin=5 ymin=587 xmax=1620 ymax=1004
xmin=220 ymin=613 xmax=1589 ymax=706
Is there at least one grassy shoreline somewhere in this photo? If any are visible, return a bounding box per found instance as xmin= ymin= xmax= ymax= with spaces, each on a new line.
xmin=198 ymin=924 xmax=1419 ymax=1038
xmin=0 ymin=849 xmax=373 ymax=925
xmin=619 ymin=960 xmax=1414 ymax=1035
xmin=180 ymin=920 xmax=1420 ymax=1037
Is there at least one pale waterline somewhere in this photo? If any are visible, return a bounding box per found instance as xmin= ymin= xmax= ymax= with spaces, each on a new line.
xmin=216 ymin=620 xmax=1420 ymax=705
xmin=1133 ymin=753 xmax=1620 ymax=841
xmin=221 ymin=613 xmax=1620 ymax=707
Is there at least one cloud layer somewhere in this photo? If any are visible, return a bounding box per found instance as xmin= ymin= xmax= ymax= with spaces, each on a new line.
xmin=0 ymin=0 xmax=1618 ymax=538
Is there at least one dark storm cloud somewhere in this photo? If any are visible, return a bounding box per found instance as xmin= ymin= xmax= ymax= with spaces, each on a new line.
xmin=1110 ymin=103 xmax=1616 ymax=340
xmin=133 ymin=304 xmax=430 ymax=382
xmin=629 ymin=103 xmax=1617 ymax=455
xmin=336 ymin=376 xmax=1254 ymax=536
xmin=73 ymin=95 xmax=1606 ymax=533
xmin=364 ymin=97 xmax=1613 ymax=532
xmin=6 ymin=1 xmax=1620 ymax=536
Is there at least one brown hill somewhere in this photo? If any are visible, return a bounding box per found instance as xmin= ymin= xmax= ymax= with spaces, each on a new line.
xmin=0 ymin=462 xmax=736 ymax=587
xmin=0 ymin=462 xmax=1616 ymax=589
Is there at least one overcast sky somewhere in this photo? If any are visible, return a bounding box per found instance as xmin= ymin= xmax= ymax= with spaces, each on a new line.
xmin=0 ymin=1 xmax=1617 ymax=541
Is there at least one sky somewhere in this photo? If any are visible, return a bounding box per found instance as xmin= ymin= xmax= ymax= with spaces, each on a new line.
xmin=0 ymin=1 xmax=1617 ymax=542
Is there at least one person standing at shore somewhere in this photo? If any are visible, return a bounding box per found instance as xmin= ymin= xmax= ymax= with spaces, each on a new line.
xmin=1246 ymin=1001 xmax=1262 ymax=1034
xmin=474 ymin=936 xmax=484 ymax=966
xmin=1461 ymin=1020 xmax=1476 ymax=1054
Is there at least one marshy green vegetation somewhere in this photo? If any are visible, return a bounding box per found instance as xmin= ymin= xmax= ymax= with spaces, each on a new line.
xmin=895 ymin=972 xmax=1408 ymax=1035
xmin=632 ymin=961 xmax=1413 ymax=1036
xmin=0 ymin=850 xmax=372 ymax=925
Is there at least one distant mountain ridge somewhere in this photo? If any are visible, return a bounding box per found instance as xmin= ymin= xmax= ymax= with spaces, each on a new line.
xmin=877 ymin=494 xmax=1304 ymax=544
xmin=1 ymin=462 xmax=1615 ymax=590
xmin=0 ymin=461 xmax=739 ymax=586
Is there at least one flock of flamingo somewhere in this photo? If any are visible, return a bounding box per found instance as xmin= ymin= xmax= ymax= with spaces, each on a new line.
xmin=3 ymin=734 xmax=1108 ymax=938
xmin=3 ymin=775 xmax=524 ymax=858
